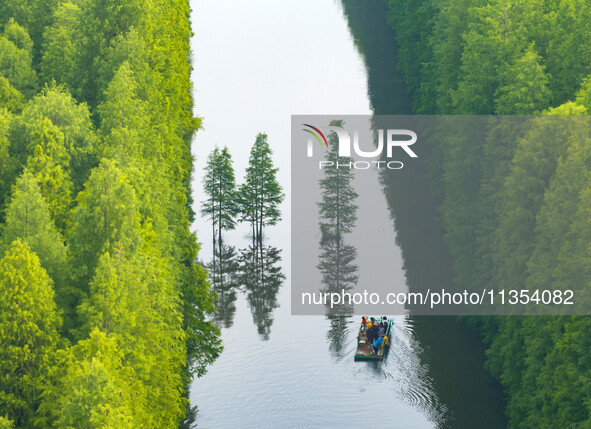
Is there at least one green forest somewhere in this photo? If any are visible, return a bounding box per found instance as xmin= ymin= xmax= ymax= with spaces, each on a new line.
xmin=0 ymin=0 xmax=222 ymax=427
xmin=386 ymin=0 xmax=591 ymax=426
xmin=3 ymin=0 xmax=591 ymax=425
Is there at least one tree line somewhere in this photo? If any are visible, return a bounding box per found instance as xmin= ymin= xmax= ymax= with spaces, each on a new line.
xmin=384 ymin=0 xmax=591 ymax=426
xmin=0 ymin=0 xmax=221 ymax=427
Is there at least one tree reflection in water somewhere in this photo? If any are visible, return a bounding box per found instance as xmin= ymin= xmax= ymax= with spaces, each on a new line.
xmin=238 ymin=245 xmax=284 ymax=341
xmin=317 ymin=122 xmax=359 ymax=356
xmin=206 ymin=243 xmax=284 ymax=340
xmin=207 ymin=245 xmax=240 ymax=329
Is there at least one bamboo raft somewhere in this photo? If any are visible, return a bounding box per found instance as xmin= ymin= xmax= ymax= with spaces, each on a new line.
xmin=354 ymin=317 xmax=393 ymax=361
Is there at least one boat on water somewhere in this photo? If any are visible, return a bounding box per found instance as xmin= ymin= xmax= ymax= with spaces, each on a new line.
xmin=354 ymin=317 xmax=394 ymax=361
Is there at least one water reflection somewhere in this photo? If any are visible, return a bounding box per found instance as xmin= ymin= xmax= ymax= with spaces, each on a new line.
xmin=207 ymin=242 xmax=284 ymax=339
xmin=318 ymin=121 xmax=359 ymax=355
xmin=209 ymin=245 xmax=240 ymax=329
xmin=190 ymin=0 xmax=507 ymax=426
xmin=239 ymin=245 xmax=284 ymax=340
xmin=385 ymin=317 xmax=448 ymax=426
xmin=204 ymin=245 xmax=238 ymax=329
xmin=340 ymin=0 xmax=412 ymax=116
xmin=372 ymin=96 xmax=508 ymax=429
xmin=318 ymin=226 xmax=359 ymax=295
xmin=341 ymin=1 xmax=506 ymax=426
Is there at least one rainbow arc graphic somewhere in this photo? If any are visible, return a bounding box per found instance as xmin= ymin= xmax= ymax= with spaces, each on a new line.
xmin=302 ymin=124 xmax=329 ymax=149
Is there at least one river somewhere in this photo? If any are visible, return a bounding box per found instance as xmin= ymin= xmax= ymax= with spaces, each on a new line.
xmin=189 ymin=1 xmax=506 ymax=428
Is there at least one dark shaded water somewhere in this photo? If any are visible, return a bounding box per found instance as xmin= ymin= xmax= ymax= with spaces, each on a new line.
xmin=189 ymin=1 xmax=505 ymax=427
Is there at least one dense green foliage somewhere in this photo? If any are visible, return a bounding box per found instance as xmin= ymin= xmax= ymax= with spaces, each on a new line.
xmin=386 ymin=0 xmax=591 ymax=426
xmin=0 ymin=240 xmax=61 ymax=428
xmin=0 ymin=0 xmax=221 ymax=426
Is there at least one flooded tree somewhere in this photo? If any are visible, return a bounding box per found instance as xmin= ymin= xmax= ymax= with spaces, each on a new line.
xmin=238 ymin=133 xmax=284 ymax=265
xmin=202 ymin=146 xmax=238 ymax=286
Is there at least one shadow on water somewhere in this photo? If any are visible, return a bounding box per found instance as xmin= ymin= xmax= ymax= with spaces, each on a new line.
xmin=340 ymin=0 xmax=507 ymax=427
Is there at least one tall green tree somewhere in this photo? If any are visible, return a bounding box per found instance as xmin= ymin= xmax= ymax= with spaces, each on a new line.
xmin=493 ymin=105 xmax=585 ymax=294
xmin=0 ymin=29 xmax=36 ymax=98
xmin=451 ymin=3 xmax=506 ymax=114
xmin=8 ymin=113 xmax=74 ymax=231
xmin=525 ymin=124 xmax=591 ymax=296
xmin=68 ymin=160 xmax=140 ymax=294
xmin=3 ymin=19 xmax=33 ymax=54
xmin=16 ymin=85 xmax=97 ymax=189
xmin=24 ymin=139 xmax=73 ymax=232
xmin=39 ymin=329 xmax=135 ymax=428
xmin=68 ymin=0 xmax=143 ymax=107
xmin=39 ymin=2 xmax=83 ymax=92
xmin=0 ymin=77 xmax=24 ymax=114
xmin=78 ymin=245 xmax=186 ymax=427
xmin=495 ymin=43 xmax=551 ymax=114
xmin=97 ymin=62 xmax=144 ymax=135
xmin=202 ymin=146 xmax=238 ymax=285
xmin=1 ymin=170 xmax=69 ymax=312
xmin=8 ymin=90 xmax=91 ymax=230
xmin=0 ymin=0 xmax=59 ymax=64
xmin=97 ymin=28 xmax=154 ymax=110
xmin=239 ymin=133 xmax=284 ymax=260
xmin=544 ymin=0 xmax=591 ymax=104
xmin=0 ymin=239 xmax=61 ymax=427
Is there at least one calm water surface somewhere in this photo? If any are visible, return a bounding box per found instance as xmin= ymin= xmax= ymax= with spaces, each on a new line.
xmin=189 ymin=1 xmax=505 ymax=428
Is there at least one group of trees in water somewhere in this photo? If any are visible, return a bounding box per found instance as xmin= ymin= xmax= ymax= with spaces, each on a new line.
xmin=0 ymin=0 xmax=222 ymax=426
xmin=201 ymin=135 xmax=285 ymax=339
xmin=385 ymin=0 xmax=591 ymax=426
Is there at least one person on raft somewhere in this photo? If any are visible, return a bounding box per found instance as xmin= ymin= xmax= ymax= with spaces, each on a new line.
xmin=373 ymin=336 xmax=384 ymax=355
xmin=365 ymin=318 xmax=374 ymax=342
xmin=361 ymin=316 xmax=368 ymax=333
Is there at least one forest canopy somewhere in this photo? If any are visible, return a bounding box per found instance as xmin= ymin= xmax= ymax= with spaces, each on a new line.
xmin=386 ymin=0 xmax=591 ymax=426
xmin=0 ymin=0 xmax=221 ymax=426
